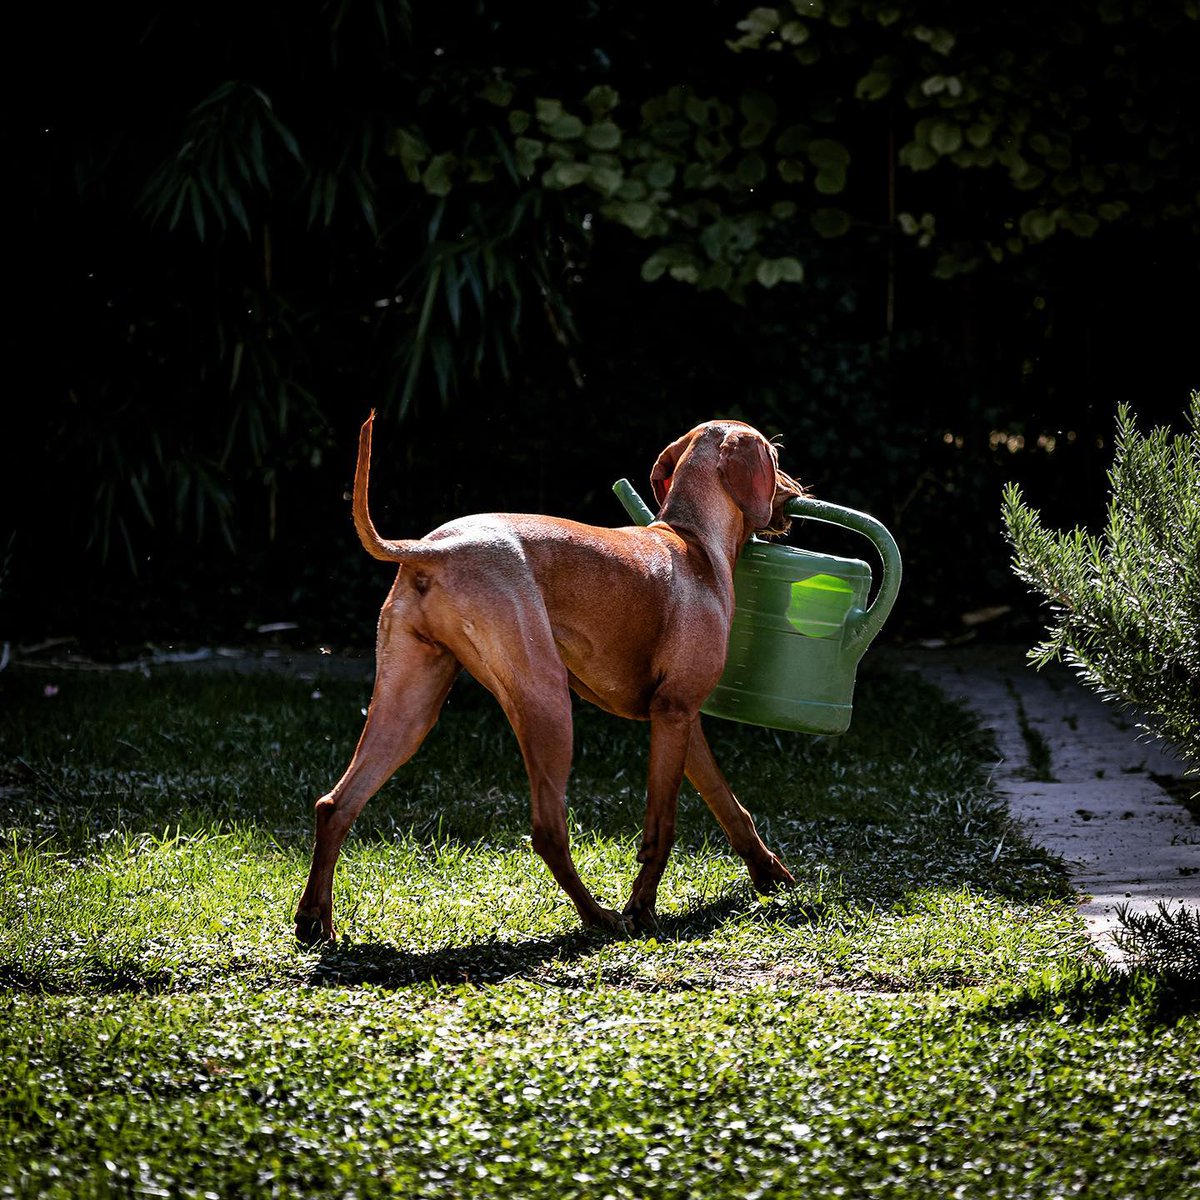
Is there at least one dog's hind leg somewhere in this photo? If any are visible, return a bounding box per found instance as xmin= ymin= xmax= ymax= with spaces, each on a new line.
xmin=511 ymin=683 xmax=632 ymax=934
xmin=295 ymin=626 xmax=459 ymax=945
xmin=494 ymin=680 xmax=635 ymax=935
xmin=443 ymin=599 xmax=633 ymax=936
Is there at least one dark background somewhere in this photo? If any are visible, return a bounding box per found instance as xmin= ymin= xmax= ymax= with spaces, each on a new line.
xmin=4 ymin=1 xmax=1198 ymax=655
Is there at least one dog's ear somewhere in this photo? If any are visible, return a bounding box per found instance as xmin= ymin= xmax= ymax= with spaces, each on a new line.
xmin=650 ymin=432 xmax=692 ymax=507
xmin=718 ymin=429 xmax=776 ymax=530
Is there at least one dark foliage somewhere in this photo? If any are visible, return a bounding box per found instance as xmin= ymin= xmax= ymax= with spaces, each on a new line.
xmin=4 ymin=1 xmax=1199 ymax=650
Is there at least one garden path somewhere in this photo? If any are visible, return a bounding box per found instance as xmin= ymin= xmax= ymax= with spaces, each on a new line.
xmin=892 ymin=642 xmax=1200 ymax=965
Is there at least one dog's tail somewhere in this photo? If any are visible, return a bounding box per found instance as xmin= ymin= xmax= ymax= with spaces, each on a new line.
xmin=352 ymin=410 xmax=420 ymax=563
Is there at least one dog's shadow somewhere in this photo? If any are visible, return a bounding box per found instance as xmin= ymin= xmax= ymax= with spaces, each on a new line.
xmin=300 ymin=886 xmax=828 ymax=989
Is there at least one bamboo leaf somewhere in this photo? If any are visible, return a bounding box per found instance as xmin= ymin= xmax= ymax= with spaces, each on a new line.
xmin=226 ymin=187 xmax=250 ymax=236
xmin=188 ymin=181 xmax=206 ymax=241
xmin=353 ymin=172 xmax=378 ymax=237
xmin=128 ymin=472 xmax=155 ymax=528
xmin=323 ymin=171 xmax=338 ymax=225
xmin=443 ymin=253 xmax=462 ymax=330
xmin=248 ymin=121 xmax=269 ymax=189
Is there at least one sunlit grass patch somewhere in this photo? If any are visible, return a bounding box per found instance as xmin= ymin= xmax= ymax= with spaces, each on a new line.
xmin=1 ymin=663 xmax=1079 ymax=996
xmin=0 ymin=821 xmax=1085 ymax=997
xmin=2 ymin=662 xmax=1196 ymax=1199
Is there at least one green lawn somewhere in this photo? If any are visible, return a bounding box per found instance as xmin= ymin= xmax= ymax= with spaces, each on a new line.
xmin=1 ymin=663 xmax=1197 ymax=1198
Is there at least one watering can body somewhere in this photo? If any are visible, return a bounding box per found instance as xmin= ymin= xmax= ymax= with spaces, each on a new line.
xmin=613 ymin=481 xmax=901 ymax=735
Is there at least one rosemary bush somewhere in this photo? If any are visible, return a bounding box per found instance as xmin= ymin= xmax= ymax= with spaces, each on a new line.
xmin=1114 ymin=902 xmax=1200 ymax=986
xmin=1002 ymin=392 xmax=1200 ymax=768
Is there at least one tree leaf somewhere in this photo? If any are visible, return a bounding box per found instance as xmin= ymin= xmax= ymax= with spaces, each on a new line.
xmin=1062 ymin=211 xmax=1100 ymax=236
xmin=736 ymin=7 xmax=781 ymax=39
xmin=856 ymin=71 xmax=893 ymax=102
xmin=609 ymin=200 xmax=655 ymax=232
xmin=422 ymin=153 xmax=456 ymax=197
xmin=1018 ymin=209 xmax=1056 ymax=240
xmin=739 ymin=90 xmax=778 ymax=124
xmin=388 ymin=127 xmax=428 ymax=181
xmin=899 ymin=142 xmax=938 ymax=171
xmin=756 ymin=257 xmax=783 ymax=287
xmin=584 ymin=85 xmax=620 ymax=116
xmin=442 ymin=253 xmax=462 ymax=330
xmin=740 ymin=120 xmax=772 ymax=149
xmin=807 ymin=138 xmax=850 ymax=166
xmin=811 ymin=207 xmax=850 ymax=237
xmin=776 ymin=255 xmax=804 ymax=281
xmin=815 ymin=162 xmax=846 ymax=194
xmin=542 ymin=161 xmax=590 ymax=189
xmin=641 ymin=251 xmax=669 ymax=282
xmin=775 ymin=124 xmax=810 ymax=155
xmin=584 ymin=121 xmax=622 ymax=151
xmin=929 ymin=121 xmax=963 ymax=156
xmin=588 ymin=164 xmax=624 ymax=195
xmin=514 ymin=138 xmax=544 ymax=177
xmin=480 ymin=79 xmax=515 ymax=107
xmin=545 ymin=114 xmax=585 ymax=140
xmin=642 ymin=160 xmax=676 ymax=189
xmin=966 ymin=123 xmax=993 ymax=149
xmin=736 ymin=152 xmax=768 ymax=187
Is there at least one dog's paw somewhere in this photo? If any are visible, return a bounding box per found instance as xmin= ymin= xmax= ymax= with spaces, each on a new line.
xmin=584 ymin=906 xmax=636 ymax=937
xmin=622 ymin=901 xmax=660 ymax=934
xmin=294 ymin=912 xmax=334 ymax=947
xmin=749 ymin=855 xmax=796 ymax=894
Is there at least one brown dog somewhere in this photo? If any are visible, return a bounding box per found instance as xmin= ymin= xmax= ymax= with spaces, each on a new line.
xmin=295 ymin=415 xmax=802 ymax=943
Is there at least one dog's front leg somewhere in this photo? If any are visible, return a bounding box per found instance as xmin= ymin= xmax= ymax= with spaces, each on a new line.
xmin=623 ymin=707 xmax=693 ymax=931
xmin=685 ymin=725 xmax=795 ymax=893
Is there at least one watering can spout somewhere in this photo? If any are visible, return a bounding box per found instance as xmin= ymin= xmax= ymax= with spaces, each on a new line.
xmin=613 ymin=478 xmax=656 ymax=527
xmin=613 ymin=479 xmax=902 ymax=734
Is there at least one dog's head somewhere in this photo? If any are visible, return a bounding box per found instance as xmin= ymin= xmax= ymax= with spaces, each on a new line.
xmin=650 ymin=420 xmax=804 ymax=537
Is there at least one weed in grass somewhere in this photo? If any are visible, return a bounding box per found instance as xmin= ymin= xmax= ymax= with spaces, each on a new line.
xmin=1006 ymin=677 xmax=1057 ymax=782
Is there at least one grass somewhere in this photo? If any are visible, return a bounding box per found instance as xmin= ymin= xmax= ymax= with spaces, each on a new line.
xmin=1005 ymin=678 xmax=1057 ymax=783
xmin=1 ymin=660 xmax=1198 ymax=1198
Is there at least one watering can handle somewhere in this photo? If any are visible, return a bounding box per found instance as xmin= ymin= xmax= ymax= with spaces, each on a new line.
xmin=611 ymin=481 xmax=902 ymax=653
xmin=780 ymin=496 xmax=902 ymax=654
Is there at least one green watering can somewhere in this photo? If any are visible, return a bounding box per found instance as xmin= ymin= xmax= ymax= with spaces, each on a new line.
xmin=613 ymin=481 xmax=902 ymax=735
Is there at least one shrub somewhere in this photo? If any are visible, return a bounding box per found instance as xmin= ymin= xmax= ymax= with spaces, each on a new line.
xmin=1115 ymin=902 xmax=1200 ymax=987
xmin=1001 ymin=392 xmax=1200 ymax=767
